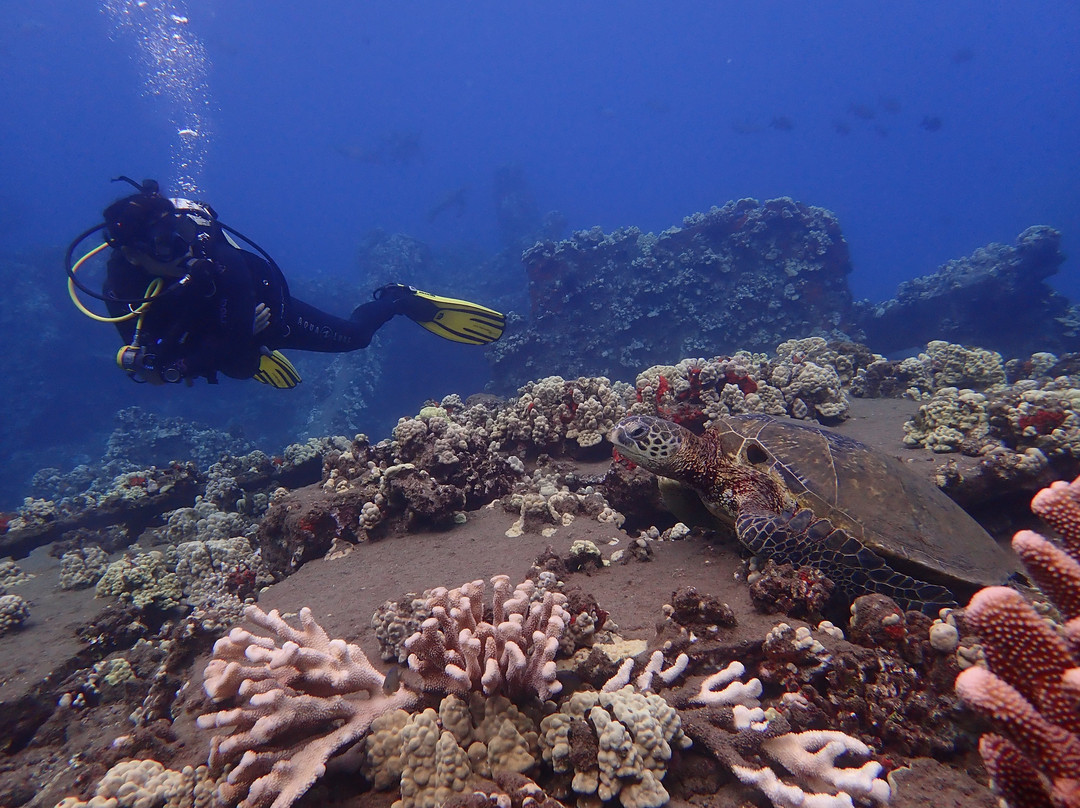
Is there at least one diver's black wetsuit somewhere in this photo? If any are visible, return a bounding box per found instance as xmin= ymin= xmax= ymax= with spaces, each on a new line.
xmin=104 ymin=235 xmax=396 ymax=383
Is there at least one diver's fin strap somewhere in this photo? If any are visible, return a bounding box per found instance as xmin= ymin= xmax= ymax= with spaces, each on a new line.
xmin=409 ymin=290 xmax=506 ymax=345
xmin=253 ymin=350 xmax=301 ymax=388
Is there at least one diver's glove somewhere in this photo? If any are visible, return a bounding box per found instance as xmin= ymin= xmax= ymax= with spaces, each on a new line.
xmin=372 ymin=283 xmax=505 ymax=345
xmin=253 ymin=347 xmax=301 ymax=388
xmin=253 ymin=302 xmax=271 ymax=335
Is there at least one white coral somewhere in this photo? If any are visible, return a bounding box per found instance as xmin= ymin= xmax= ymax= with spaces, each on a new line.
xmin=197 ymin=605 xmax=418 ymax=808
xmin=730 ymin=730 xmax=890 ymax=807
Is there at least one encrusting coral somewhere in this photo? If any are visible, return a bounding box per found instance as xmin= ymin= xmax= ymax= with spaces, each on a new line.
xmin=955 ymin=475 xmax=1080 ymax=807
xmin=538 ymin=686 xmax=691 ymax=808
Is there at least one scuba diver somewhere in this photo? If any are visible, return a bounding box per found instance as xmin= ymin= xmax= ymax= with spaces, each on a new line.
xmin=66 ymin=178 xmax=505 ymax=387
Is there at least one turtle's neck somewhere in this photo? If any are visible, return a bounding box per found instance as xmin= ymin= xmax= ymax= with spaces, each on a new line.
xmin=681 ymin=429 xmax=790 ymax=517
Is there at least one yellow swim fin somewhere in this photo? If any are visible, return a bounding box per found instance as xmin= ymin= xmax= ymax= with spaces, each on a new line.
xmin=406 ymin=289 xmax=506 ymax=345
xmin=253 ymin=349 xmax=302 ymax=388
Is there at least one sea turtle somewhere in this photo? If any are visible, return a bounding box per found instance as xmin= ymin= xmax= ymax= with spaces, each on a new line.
xmin=608 ymin=413 xmax=1017 ymax=614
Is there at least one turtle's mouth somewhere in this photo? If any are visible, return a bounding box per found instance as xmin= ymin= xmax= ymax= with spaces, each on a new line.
xmin=608 ymin=424 xmax=635 ymax=454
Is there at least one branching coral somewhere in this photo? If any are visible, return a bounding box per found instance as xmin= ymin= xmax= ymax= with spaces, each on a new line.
xmin=955 ymin=475 xmax=1080 ymax=807
xmin=677 ymin=660 xmax=891 ymax=807
xmin=197 ymin=605 xmax=419 ymax=808
xmin=404 ymin=575 xmax=568 ymax=702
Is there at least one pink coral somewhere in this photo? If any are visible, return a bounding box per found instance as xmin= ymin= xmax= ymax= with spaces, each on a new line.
xmin=405 ymin=575 xmax=568 ymax=702
xmin=955 ymin=475 xmax=1080 ymax=808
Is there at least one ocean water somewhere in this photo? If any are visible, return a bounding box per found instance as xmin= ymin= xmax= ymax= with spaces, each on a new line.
xmin=1 ymin=0 xmax=1078 ymax=500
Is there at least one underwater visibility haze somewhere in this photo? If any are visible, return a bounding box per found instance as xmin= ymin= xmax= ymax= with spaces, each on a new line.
xmin=2 ymin=3 xmax=1080 ymax=807
xmin=1 ymin=1 xmax=1078 ymax=492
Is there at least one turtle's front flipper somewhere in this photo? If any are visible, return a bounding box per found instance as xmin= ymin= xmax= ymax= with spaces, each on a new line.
xmin=737 ymin=508 xmax=958 ymax=615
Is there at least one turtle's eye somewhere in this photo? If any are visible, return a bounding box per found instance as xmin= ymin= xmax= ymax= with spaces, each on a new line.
xmin=627 ymin=421 xmax=649 ymax=440
xmin=745 ymin=441 xmax=769 ymax=465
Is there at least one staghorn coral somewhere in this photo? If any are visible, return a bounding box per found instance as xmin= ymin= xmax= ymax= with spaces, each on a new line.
xmin=677 ymin=660 xmax=891 ymax=808
xmin=729 ymin=730 xmax=890 ymax=808
xmin=404 ymin=575 xmax=568 ymax=702
xmin=955 ymin=475 xmax=1080 ymax=807
xmin=197 ymin=604 xmax=419 ymax=808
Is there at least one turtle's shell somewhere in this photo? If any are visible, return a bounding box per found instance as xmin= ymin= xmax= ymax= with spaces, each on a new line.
xmin=704 ymin=413 xmax=1015 ymax=590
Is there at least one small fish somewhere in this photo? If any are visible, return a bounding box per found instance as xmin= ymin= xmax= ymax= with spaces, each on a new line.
xmin=920 ymin=115 xmax=943 ymax=132
xmin=951 ymin=47 xmax=975 ymax=65
xmin=847 ymin=101 xmax=876 ymax=120
xmin=382 ymin=665 xmax=401 ymax=694
xmin=879 ymin=96 xmax=902 ymax=115
xmin=769 ymin=115 xmax=795 ymax=131
xmin=337 ymin=131 xmax=422 ymax=167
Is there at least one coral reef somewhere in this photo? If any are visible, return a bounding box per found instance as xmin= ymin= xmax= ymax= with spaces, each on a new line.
xmin=955 ymin=475 xmax=1080 ymax=807
xmin=490 ymin=197 xmax=856 ymax=389
xmin=54 ymin=759 xmax=216 ymax=808
xmin=539 ymin=686 xmax=690 ymax=808
xmin=58 ymin=545 xmax=110 ymax=590
xmin=404 ymin=576 xmax=567 ymax=702
xmin=491 ymin=375 xmax=633 ymax=456
xmin=198 ymin=604 xmax=420 ymax=808
xmin=259 ymin=425 xmax=521 ymax=577
xmin=625 ymin=340 xmax=854 ymax=427
xmin=858 ymin=226 xmax=1078 ymax=358
xmin=96 ymin=551 xmax=184 ymax=612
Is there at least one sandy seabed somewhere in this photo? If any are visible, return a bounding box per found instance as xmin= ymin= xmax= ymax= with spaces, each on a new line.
xmin=0 ymin=398 xmax=1004 ymax=808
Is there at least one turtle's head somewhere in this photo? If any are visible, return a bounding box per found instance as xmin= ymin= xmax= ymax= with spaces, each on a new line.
xmin=608 ymin=416 xmax=686 ymax=471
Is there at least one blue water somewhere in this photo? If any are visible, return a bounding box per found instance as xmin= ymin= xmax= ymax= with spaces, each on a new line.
xmin=1 ymin=0 xmax=1079 ymax=504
